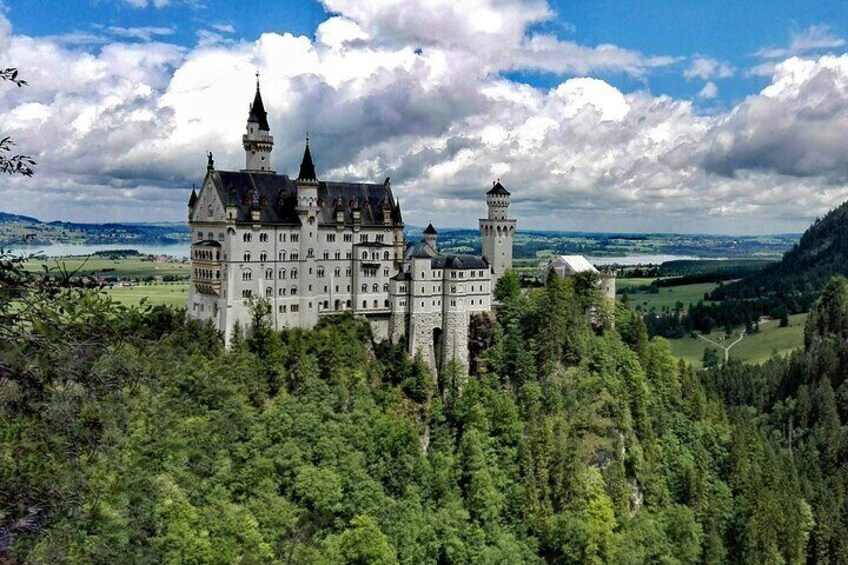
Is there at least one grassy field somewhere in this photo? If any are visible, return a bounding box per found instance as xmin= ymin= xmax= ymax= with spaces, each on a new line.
xmin=666 ymin=313 xmax=807 ymax=368
xmin=24 ymin=256 xmax=190 ymax=279
xmin=623 ymin=280 xmax=719 ymax=312
xmin=104 ymin=282 xmax=189 ymax=308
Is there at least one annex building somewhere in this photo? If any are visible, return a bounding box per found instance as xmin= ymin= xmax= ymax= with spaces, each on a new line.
xmin=186 ymin=80 xmax=516 ymax=372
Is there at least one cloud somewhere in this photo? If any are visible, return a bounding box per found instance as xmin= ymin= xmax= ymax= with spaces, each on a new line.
xmin=2 ymin=0 xmax=848 ymax=233
xmin=697 ymin=81 xmax=718 ymax=99
xmin=105 ymin=25 xmax=175 ymax=41
xmin=211 ymin=23 xmax=235 ymax=34
xmin=684 ymin=57 xmax=735 ymax=80
xmin=756 ymin=24 xmax=846 ymax=60
xmin=122 ymin=0 xmax=172 ymax=8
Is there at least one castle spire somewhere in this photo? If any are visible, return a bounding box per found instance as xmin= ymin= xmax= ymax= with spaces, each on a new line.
xmin=247 ymin=73 xmax=270 ymax=132
xmin=298 ymin=135 xmax=317 ymax=181
xmin=242 ymin=74 xmax=274 ymax=172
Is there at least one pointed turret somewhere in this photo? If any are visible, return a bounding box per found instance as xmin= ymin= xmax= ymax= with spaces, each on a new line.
xmin=247 ymin=81 xmax=270 ymax=132
xmin=423 ymin=222 xmax=438 ymax=249
xmin=298 ymin=138 xmax=317 ymax=181
xmin=187 ymin=187 xmax=198 ymax=220
xmin=242 ymin=73 xmax=274 ymax=172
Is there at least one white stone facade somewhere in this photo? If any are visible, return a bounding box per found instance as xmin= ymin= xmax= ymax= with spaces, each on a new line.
xmin=186 ymin=83 xmax=515 ymax=373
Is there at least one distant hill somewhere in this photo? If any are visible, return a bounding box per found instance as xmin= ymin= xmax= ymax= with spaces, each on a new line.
xmin=0 ymin=212 xmax=190 ymax=246
xmin=713 ymin=200 xmax=848 ymax=301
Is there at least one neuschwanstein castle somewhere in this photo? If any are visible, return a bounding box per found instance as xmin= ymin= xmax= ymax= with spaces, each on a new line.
xmin=187 ymin=80 xmax=516 ymax=372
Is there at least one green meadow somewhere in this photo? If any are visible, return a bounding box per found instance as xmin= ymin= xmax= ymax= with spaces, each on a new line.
xmin=24 ymin=255 xmax=190 ymax=279
xmin=104 ymin=282 xmax=189 ymax=308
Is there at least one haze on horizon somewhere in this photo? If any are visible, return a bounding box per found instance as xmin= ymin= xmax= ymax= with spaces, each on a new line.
xmin=1 ymin=0 xmax=848 ymax=235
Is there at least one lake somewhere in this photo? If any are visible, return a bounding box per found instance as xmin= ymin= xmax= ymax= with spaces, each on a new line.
xmin=5 ymin=244 xmax=720 ymax=267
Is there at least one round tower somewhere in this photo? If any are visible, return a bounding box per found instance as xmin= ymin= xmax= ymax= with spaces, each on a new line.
xmin=242 ymin=74 xmax=274 ymax=173
xmin=479 ymin=180 xmax=517 ymax=288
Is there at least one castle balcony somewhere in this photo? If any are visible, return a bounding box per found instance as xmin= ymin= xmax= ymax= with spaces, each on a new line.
xmin=191 ymin=240 xmax=223 ymax=296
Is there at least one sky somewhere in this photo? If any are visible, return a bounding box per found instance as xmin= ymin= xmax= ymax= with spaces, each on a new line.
xmin=1 ymin=0 xmax=848 ymax=233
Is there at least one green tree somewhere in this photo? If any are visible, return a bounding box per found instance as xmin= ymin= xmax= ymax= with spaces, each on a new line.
xmin=494 ymin=269 xmax=521 ymax=302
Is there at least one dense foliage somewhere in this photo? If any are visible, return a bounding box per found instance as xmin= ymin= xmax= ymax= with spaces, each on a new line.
xmin=0 ymin=257 xmax=826 ymax=563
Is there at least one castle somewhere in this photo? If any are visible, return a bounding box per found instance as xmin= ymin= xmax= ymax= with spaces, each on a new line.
xmin=186 ymin=80 xmax=515 ymax=373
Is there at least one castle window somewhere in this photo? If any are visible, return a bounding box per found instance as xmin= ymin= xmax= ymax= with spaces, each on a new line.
xmin=383 ymin=283 xmax=389 ymax=292
xmin=218 ymin=232 xmax=224 ymax=241
xmin=479 ymin=270 xmax=484 ymax=277
xmin=459 ymin=272 xmax=464 ymax=278
xmin=361 ymin=284 xmax=368 ymax=292
xmin=291 ymin=252 xmax=299 ymax=261
xmin=197 ymin=232 xmax=203 ymax=240
xmin=376 ymin=234 xmax=384 ymax=242
xmin=291 ymin=234 xmax=299 ymax=242
xmin=242 ymin=271 xmax=252 ymax=281
xmin=279 ymin=269 xmax=286 ymax=279
xmin=384 ymin=300 xmax=389 ymax=307
xmin=242 ymin=289 xmax=252 ymax=298
xmin=346 ymin=252 xmax=352 ymax=260
xmin=362 ymin=251 xmax=368 ymax=260
xmin=346 ymin=267 xmax=352 ymax=276
xmin=323 ymin=300 xmax=329 ymax=309
xmin=372 ymin=284 xmax=379 ymax=292
xmin=383 ymin=268 xmax=389 ymax=277
xmin=259 ymin=233 xmax=268 ymax=242
xmin=291 ymin=269 xmax=298 ymax=279
xmin=244 ymin=252 xmax=251 ymax=262
xmin=317 ymin=268 xmax=325 ymax=278
xmin=451 ymin=286 xmax=456 ymax=293
xmin=260 ymin=252 xmax=267 ymax=262
xmin=307 ymin=248 xmax=314 ymax=258
xmin=335 ymin=251 xmax=341 ymax=260
xmin=243 ymin=233 xmax=252 ymax=242
xmin=323 ymin=251 xmax=329 ymax=260
xmin=279 ymin=233 xmax=286 ymax=242
xmin=334 ymin=268 xmax=341 ymax=277
xmin=291 ymin=304 xmax=299 ymax=312
xmin=360 ymin=234 xmax=368 ymax=242
xmin=291 ymin=287 xmax=298 ymax=295
xmin=279 ymin=288 xmax=286 ymax=296
xmin=266 ymin=287 xmax=272 ymax=297
xmin=265 ymin=268 xmax=273 ymax=279
xmin=344 ymin=234 xmax=352 ymax=242
xmin=383 ymin=251 xmax=390 ymax=260
xmin=374 ymin=300 xmax=378 ymax=308
xmin=363 ymin=300 xmax=367 ymax=309
xmin=279 ymin=305 xmax=286 ymax=313
xmin=326 ymin=234 xmax=336 ymax=243
xmin=279 ymin=251 xmax=286 ymax=261
xmin=451 ymin=272 xmax=456 ymax=278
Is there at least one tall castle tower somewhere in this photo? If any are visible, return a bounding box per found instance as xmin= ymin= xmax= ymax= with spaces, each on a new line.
xmin=242 ymin=75 xmax=274 ymax=173
xmin=479 ymin=180 xmax=516 ymax=287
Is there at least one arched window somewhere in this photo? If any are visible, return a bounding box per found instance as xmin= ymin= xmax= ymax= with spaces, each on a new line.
xmin=279 ymin=251 xmax=286 ymax=261
xmin=265 ymin=268 xmax=273 ymax=279
xmin=243 ymin=252 xmax=251 ymax=262
xmin=243 ymin=233 xmax=251 ymax=242
xmin=317 ymin=268 xmax=325 ymax=278
xmin=372 ymin=283 xmax=379 ymax=292
xmin=371 ymin=252 xmax=378 ymax=260
xmin=260 ymin=252 xmax=267 ymax=262
xmin=279 ymin=269 xmax=286 ymax=279
xmin=383 ymin=283 xmax=389 ymax=292
xmin=323 ymin=250 xmax=329 ymax=260
xmin=346 ymin=267 xmax=352 ymax=276
xmin=307 ymin=248 xmax=314 ymax=258
xmin=335 ymin=251 xmax=341 ymax=260
xmin=383 ymin=251 xmax=390 ymax=260
xmin=291 ymin=252 xmax=299 ymax=261
xmin=334 ymin=267 xmax=341 ymax=277
xmin=362 ymin=300 xmax=367 ymax=308
xmin=383 ymin=268 xmax=389 ymax=277
xmin=279 ymin=288 xmax=286 ymax=296
xmin=361 ymin=251 xmax=368 ymax=260
xmin=266 ymin=287 xmax=272 ymax=297
xmin=291 ymin=269 xmax=298 ymax=279
xmin=242 ymin=271 xmax=252 ymax=281
xmin=291 ymin=286 xmax=298 ymax=295
xmin=361 ymin=283 xmax=368 ymax=292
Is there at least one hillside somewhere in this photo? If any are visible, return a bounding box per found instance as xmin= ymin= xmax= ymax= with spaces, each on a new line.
xmin=714 ymin=200 xmax=848 ymax=301
xmin=0 ymin=211 xmax=190 ymax=246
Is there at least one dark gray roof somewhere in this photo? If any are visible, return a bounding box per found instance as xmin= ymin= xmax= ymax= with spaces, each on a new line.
xmin=391 ymin=271 xmax=412 ymax=281
xmin=247 ymin=86 xmax=270 ymax=131
xmin=430 ymin=255 xmax=489 ymax=270
xmin=423 ymin=223 xmax=438 ymax=235
xmin=188 ymin=188 xmax=198 ymax=208
xmin=210 ymin=169 xmax=401 ymax=227
xmin=195 ymin=240 xmax=221 ymax=247
xmin=487 ymin=181 xmax=510 ymax=196
xmin=404 ymin=240 xmax=439 ymax=259
xmin=298 ymin=142 xmax=316 ymax=181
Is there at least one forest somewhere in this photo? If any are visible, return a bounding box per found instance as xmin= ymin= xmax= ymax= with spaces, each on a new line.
xmin=2 ymin=250 xmax=838 ymax=564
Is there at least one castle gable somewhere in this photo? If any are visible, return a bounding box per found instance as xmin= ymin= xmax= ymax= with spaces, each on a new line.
xmin=191 ymin=173 xmax=226 ymax=223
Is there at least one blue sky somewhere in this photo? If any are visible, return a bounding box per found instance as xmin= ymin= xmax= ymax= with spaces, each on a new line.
xmin=2 ymin=0 xmax=848 ymax=232
xmin=9 ymin=0 xmax=846 ymax=106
